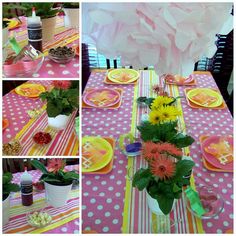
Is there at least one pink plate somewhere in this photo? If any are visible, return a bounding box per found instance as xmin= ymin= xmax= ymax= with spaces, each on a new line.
xmin=201 ymin=136 xmax=233 ymax=170
xmin=83 ymin=88 xmax=121 ymax=108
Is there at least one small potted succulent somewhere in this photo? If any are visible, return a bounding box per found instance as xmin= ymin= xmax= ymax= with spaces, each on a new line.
xmin=19 ymin=3 xmax=63 ymax=42
xmin=31 ymin=159 xmax=79 ymax=208
xmin=40 ymin=80 xmax=79 ymax=130
xmin=3 ymin=172 xmax=20 ymax=225
xmin=63 ymin=3 xmax=79 ymax=29
xmin=133 ymin=96 xmax=195 ymax=215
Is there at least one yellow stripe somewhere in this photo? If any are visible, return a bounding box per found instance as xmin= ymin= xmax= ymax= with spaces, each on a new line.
xmin=122 ymin=72 xmax=140 ymax=233
xmin=15 ymin=105 xmax=47 ymax=140
xmin=72 ymin=138 xmax=79 ymax=155
xmin=172 ymin=85 xmax=204 ymax=233
xmin=30 ymin=212 xmax=79 ymax=234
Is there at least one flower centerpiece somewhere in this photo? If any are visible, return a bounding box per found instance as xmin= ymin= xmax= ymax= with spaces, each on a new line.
xmin=31 ymin=159 xmax=79 ymax=208
xmin=132 ymin=96 xmax=195 ymax=215
xmin=40 ymin=80 xmax=79 ymax=130
xmin=3 ymin=172 xmax=20 ymax=225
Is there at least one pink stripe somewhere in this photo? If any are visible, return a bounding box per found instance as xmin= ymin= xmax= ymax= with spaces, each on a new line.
xmin=51 ymin=111 xmax=77 ymax=155
xmin=47 ymin=114 xmax=75 ymax=155
xmin=4 ymin=200 xmax=79 ymax=231
xmin=19 ymin=114 xmax=48 ymax=155
xmin=46 ymin=130 xmax=63 ymax=155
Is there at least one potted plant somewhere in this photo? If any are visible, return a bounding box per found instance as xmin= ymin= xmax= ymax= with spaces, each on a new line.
xmin=63 ymin=3 xmax=79 ymax=29
xmin=40 ymin=80 xmax=79 ymax=130
xmin=31 ymin=159 xmax=79 ymax=208
xmin=132 ymin=96 xmax=195 ymax=215
xmin=3 ymin=172 xmax=20 ymax=225
xmin=20 ymin=3 xmax=63 ymax=42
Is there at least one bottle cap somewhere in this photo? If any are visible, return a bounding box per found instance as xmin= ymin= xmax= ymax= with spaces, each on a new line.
xmin=27 ymin=7 xmax=41 ymax=25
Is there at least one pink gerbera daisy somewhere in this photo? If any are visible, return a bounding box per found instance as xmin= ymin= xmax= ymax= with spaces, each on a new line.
xmin=47 ymin=159 xmax=66 ymax=173
xmin=150 ymin=155 xmax=176 ymax=180
xmin=52 ymin=80 xmax=71 ymax=90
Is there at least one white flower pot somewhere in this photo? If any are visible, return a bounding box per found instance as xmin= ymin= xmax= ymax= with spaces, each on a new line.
xmin=48 ymin=114 xmax=71 ymax=130
xmin=63 ymin=8 xmax=79 ymax=29
xmin=146 ymin=191 xmax=175 ymax=215
xmin=41 ymin=16 xmax=57 ymax=42
xmin=3 ymin=28 xmax=9 ymax=63
xmin=45 ymin=182 xmax=72 ymax=208
xmin=3 ymin=195 xmax=10 ymax=225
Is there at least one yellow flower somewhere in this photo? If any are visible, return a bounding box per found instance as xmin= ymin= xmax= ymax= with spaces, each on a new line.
xmin=149 ymin=105 xmax=181 ymax=124
xmin=158 ymin=105 xmax=181 ymax=121
xmin=151 ymin=96 xmax=175 ymax=110
xmin=149 ymin=110 xmax=163 ymax=124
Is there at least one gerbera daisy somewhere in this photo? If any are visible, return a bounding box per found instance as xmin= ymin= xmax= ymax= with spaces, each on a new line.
xmin=151 ymin=96 xmax=175 ymax=110
xmin=149 ymin=110 xmax=164 ymax=124
xmin=142 ymin=141 xmax=160 ymax=161
xmin=150 ymin=155 xmax=176 ymax=180
xmin=47 ymin=159 xmax=66 ymax=173
xmin=156 ymin=105 xmax=181 ymax=122
xmin=52 ymin=80 xmax=71 ymax=90
xmin=155 ymin=142 xmax=182 ymax=156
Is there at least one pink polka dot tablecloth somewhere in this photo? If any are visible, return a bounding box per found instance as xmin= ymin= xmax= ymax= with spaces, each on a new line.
xmin=82 ymin=70 xmax=233 ymax=234
xmin=3 ymin=165 xmax=79 ymax=234
xmin=3 ymin=80 xmax=51 ymax=144
xmin=5 ymin=16 xmax=80 ymax=78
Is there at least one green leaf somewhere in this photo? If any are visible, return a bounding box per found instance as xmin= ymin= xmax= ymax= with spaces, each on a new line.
xmin=3 ymin=183 xmax=20 ymax=195
xmin=3 ymin=172 xmax=13 ymax=185
xmin=43 ymin=177 xmax=61 ymax=183
xmin=173 ymin=183 xmax=182 ymax=193
xmin=174 ymin=160 xmax=195 ymax=180
xmin=46 ymin=100 xmax=62 ymax=117
xmin=137 ymin=121 xmax=178 ymax=142
xmin=31 ymin=160 xmax=48 ymax=174
xmin=170 ymin=133 xmax=195 ymax=148
xmin=62 ymin=98 xmax=70 ymax=106
xmin=64 ymin=171 xmax=80 ymax=180
xmin=132 ymin=168 xmax=152 ymax=191
xmin=156 ymin=194 xmax=174 ymax=215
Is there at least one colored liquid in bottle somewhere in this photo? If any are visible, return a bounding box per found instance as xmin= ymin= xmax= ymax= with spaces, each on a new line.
xmin=27 ymin=23 xmax=43 ymax=52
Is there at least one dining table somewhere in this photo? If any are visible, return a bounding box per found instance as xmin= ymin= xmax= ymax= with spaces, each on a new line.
xmin=4 ymin=15 xmax=79 ymax=78
xmin=82 ymin=69 xmax=233 ymax=234
xmin=3 ymin=165 xmax=80 ymax=234
xmin=3 ymin=80 xmax=79 ymax=156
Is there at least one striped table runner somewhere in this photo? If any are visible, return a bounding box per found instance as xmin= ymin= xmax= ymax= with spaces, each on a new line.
xmin=122 ymin=70 xmax=204 ymax=233
xmin=3 ymin=189 xmax=79 ymax=234
xmin=14 ymin=108 xmax=79 ymax=156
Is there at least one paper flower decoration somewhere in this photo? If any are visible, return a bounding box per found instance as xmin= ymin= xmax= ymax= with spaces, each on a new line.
xmin=83 ymin=3 xmax=233 ymax=76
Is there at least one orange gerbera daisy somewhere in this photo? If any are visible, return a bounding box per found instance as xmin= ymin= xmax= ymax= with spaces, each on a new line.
xmin=150 ymin=155 xmax=176 ymax=180
xmin=143 ymin=142 xmax=182 ymax=161
xmin=47 ymin=159 xmax=66 ymax=173
xmin=155 ymin=142 xmax=182 ymax=156
xmin=142 ymin=141 xmax=161 ymax=161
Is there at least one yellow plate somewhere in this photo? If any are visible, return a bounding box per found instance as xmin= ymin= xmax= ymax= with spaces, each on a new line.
xmin=108 ymin=69 xmax=139 ymax=84
xmin=15 ymin=84 xmax=46 ymax=98
xmin=186 ymin=88 xmax=223 ymax=108
xmin=82 ymin=137 xmax=113 ymax=173
xmin=5 ymin=19 xmax=21 ymax=30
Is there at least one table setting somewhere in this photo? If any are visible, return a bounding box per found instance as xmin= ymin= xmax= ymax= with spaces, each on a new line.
xmin=3 ymin=80 xmax=79 ymax=156
xmin=81 ymin=2 xmax=233 ymax=234
xmin=82 ymin=69 xmax=233 ymax=234
xmin=3 ymin=160 xmax=79 ymax=234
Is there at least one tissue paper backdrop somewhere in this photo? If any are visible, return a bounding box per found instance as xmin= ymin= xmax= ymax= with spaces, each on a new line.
xmin=82 ymin=2 xmax=232 ymax=76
